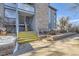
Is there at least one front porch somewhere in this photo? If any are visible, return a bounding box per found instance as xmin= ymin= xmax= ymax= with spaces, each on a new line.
xmin=0 ymin=10 xmax=38 ymax=56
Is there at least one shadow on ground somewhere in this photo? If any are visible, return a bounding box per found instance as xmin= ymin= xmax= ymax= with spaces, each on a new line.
xmin=27 ymin=43 xmax=66 ymax=56
xmin=13 ymin=41 xmax=66 ymax=56
xmin=13 ymin=43 xmax=34 ymax=56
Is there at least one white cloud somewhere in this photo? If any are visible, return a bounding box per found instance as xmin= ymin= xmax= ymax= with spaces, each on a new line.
xmin=69 ymin=19 xmax=79 ymax=26
xmin=70 ymin=19 xmax=79 ymax=23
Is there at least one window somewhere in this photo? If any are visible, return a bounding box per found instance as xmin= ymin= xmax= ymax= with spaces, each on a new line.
xmin=48 ymin=8 xmax=56 ymax=30
xmin=19 ymin=15 xmax=24 ymax=24
xmin=5 ymin=8 xmax=16 ymax=18
xmin=26 ymin=17 xmax=33 ymax=31
xmin=4 ymin=17 xmax=16 ymax=33
xmin=48 ymin=8 xmax=52 ymax=29
xmin=19 ymin=15 xmax=25 ymax=32
xmin=4 ymin=8 xmax=16 ymax=33
xmin=5 ymin=17 xmax=16 ymax=25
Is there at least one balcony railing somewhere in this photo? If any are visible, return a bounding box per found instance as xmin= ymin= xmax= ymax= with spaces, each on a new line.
xmin=17 ymin=4 xmax=34 ymax=13
xmin=4 ymin=3 xmax=16 ymax=8
xmin=4 ymin=3 xmax=35 ymax=14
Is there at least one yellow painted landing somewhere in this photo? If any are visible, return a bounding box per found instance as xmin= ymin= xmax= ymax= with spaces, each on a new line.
xmin=17 ymin=31 xmax=38 ymax=44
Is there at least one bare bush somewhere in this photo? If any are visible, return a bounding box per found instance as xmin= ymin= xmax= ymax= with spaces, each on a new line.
xmin=47 ymin=30 xmax=56 ymax=35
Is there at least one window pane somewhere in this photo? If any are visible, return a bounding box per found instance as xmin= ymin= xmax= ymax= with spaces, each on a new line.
xmin=4 ymin=17 xmax=16 ymax=33
xmin=4 ymin=17 xmax=16 ymax=25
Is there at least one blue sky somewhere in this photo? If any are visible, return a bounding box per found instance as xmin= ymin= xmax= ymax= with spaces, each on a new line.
xmin=50 ymin=3 xmax=79 ymax=24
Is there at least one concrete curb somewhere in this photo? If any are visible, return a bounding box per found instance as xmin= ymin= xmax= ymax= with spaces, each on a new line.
xmin=53 ymin=32 xmax=77 ymax=40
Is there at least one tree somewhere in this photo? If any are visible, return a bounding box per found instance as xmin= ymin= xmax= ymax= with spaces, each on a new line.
xmin=59 ymin=16 xmax=70 ymax=33
xmin=68 ymin=3 xmax=79 ymax=32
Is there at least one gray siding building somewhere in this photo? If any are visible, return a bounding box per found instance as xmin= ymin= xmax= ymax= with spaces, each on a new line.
xmin=0 ymin=3 xmax=56 ymax=36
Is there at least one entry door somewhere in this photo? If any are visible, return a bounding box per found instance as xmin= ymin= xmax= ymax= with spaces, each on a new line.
xmin=19 ymin=15 xmax=25 ymax=32
xmin=26 ymin=16 xmax=33 ymax=31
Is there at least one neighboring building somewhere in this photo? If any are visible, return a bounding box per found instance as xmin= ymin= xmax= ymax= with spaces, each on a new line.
xmin=48 ymin=5 xmax=57 ymax=30
xmin=0 ymin=3 xmax=56 ymax=36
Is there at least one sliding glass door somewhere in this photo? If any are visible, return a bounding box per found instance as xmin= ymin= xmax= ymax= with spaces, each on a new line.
xmin=19 ymin=14 xmax=33 ymax=32
xmin=19 ymin=15 xmax=25 ymax=32
xmin=4 ymin=8 xmax=16 ymax=34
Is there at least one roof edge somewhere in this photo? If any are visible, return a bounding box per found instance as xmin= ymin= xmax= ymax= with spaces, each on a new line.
xmin=48 ymin=5 xmax=57 ymax=11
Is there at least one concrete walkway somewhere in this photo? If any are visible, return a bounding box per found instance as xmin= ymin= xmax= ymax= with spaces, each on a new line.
xmin=16 ymin=34 xmax=79 ymax=56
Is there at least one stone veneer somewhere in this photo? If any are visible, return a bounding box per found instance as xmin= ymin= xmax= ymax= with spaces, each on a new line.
xmin=34 ymin=3 xmax=49 ymax=32
xmin=34 ymin=3 xmax=56 ymax=33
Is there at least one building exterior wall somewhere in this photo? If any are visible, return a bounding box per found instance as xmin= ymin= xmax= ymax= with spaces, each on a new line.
xmin=0 ymin=3 xmax=56 ymax=35
xmin=34 ymin=3 xmax=49 ymax=33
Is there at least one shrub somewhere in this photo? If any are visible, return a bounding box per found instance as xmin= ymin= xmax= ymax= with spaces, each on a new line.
xmin=47 ymin=30 xmax=56 ymax=35
xmin=75 ymin=27 xmax=79 ymax=33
